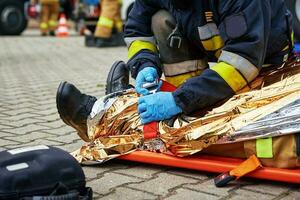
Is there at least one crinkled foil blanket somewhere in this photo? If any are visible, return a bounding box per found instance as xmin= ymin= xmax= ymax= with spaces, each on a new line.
xmin=72 ymin=58 xmax=300 ymax=164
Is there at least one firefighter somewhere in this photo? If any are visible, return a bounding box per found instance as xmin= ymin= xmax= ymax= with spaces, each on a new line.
xmin=56 ymin=0 xmax=294 ymax=138
xmin=85 ymin=0 xmax=125 ymax=47
xmin=31 ymin=0 xmax=60 ymax=36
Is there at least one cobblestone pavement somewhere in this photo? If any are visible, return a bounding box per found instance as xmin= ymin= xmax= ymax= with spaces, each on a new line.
xmin=0 ymin=30 xmax=299 ymax=200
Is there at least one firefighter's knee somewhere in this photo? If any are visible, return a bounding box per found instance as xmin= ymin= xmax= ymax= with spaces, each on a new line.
xmin=151 ymin=10 xmax=176 ymax=42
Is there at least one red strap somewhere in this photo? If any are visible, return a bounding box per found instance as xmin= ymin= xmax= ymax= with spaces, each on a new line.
xmin=143 ymin=81 xmax=177 ymax=139
xmin=160 ymin=80 xmax=177 ymax=92
xmin=143 ymin=121 xmax=158 ymax=139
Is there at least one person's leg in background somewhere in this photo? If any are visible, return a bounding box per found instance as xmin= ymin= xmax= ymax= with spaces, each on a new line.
xmin=40 ymin=1 xmax=50 ymax=36
xmin=48 ymin=0 xmax=60 ymax=36
xmin=86 ymin=0 xmax=125 ymax=47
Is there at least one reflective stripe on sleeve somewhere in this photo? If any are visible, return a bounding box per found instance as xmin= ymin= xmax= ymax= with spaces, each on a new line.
xmin=198 ymin=23 xmax=220 ymax=40
xmin=124 ymin=36 xmax=156 ymax=47
xmin=97 ymin=17 xmax=114 ymax=28
xmin=211 ymin=62 xmax=247 ymax=92
xmin=219 ymin=50 xmax=259 ymax=83
xmin=201 ymin=35 xmax=224 ymax=51
xmin=128 ymin=40 xmax=157 ymax=59
xmin=163 ymin=59 xmax=208 ymax=76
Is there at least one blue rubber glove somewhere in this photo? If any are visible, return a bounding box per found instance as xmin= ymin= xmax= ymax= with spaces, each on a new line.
xmin=135 ymin=67 xmax=159 ymax=95
xmin=138 ymin=92 xmax=182 ymax=124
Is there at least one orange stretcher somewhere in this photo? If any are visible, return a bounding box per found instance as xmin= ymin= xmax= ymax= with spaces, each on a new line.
xmin=118 ymin=81 xmax=300 ymax=185
xmin=119 ymin=151 xmax=300 ymax=184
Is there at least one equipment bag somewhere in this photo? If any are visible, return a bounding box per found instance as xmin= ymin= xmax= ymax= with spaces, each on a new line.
xmin=0 ymin=145 xmax=92 ymax=200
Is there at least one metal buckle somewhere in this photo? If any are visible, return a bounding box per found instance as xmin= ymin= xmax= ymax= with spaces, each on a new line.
xmin=169 ymin=35 xmax=182 ymax=49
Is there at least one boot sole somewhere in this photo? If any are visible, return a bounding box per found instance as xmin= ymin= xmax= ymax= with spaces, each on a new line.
xmin=56 ymin=81 xmax=91 ymax=142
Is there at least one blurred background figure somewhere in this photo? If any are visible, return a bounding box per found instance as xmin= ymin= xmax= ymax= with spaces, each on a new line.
xmin=85 ymin=0 xmax=125 ymax=47
xmin=30 ymin=0 xmax=60 ymax=36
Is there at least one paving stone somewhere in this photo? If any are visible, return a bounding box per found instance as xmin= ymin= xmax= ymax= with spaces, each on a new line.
xmin=127 ymin=172 xmax=198 ymax=196
xmin=56 ymin=139 xmax=85 ymax=152
xmin=100 ymin=187 xmax=157 ymax=200
xmin=33 ymin=113 xmax=60 ymax=122
xmin=2 ymin=107 xmax=37 ymax=116
xmin=37 ymin=120 xmax=65 ymax=129
xmin=7 ymin=102 xmax=36 ymax=109
xmin=2 ymin=124 xmax=48 ymax=135
xmin=0 ymin=117 xmax=44 ymax=127
xmin=2 ymin=113 xmax=41 ymax=121
xmin=0 ymin=138 xmax=20 ymax=146
xmin=165 ymin=188 xmax=218 ymax=200
xmin=114 ymin=165 xmax=165 ymax=179
xmin=31 ymin=104 xmax=56 ymax=111
xmin=0 ymin=106 xmax=9 ymax=112
xmin=42 ymin=125 xmax=75 ymax=135
xmin=241 ymin=181 xmax=290 ymax=196
xmin=4 ymin=131 xmax=53 ymax=143
xmin=280 ymin=191 xmax=300 ymax=200
xmin=83 ymin=163 xmax=129 ymax=180
xmin=184 ymin=179 xmax=234 ymax=197
xmin=8 ymin=139 xmax=62 ymax=149
xmin=87 ymin=172 xmax=141 ymax=195
xmin=230 ymin=189 xmax=275 ymax=200
xmin=166 ymin=168 xmax=209 ymax=180
xmin=0 ymin=124 xmax=15 ymax=129
xmin=47 ymin=132 xmax=78 ymax=143
xmin=0 ymin=131 xmax=14 ymax=137
xmin=2 ymin=98 xmax=34 ymax=107
xmin=0 ymin=113 xmax=9 ymax=117
xmin=32 ymin=108 xmax=57 ymax=116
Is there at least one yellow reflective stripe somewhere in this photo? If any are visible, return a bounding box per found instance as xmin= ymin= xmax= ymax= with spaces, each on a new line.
xmin=128 ymin=40 xmax=157 ymax=59
xmin=165 ymin=70 xmax=202 ymax=87
xmin=211 ymin=62 xmax=247 ymax=92
xmin=201 ymin=35 xmax=224 ymax=51
xmin=98 ymin=17 xmax=114 ymax=28
xmin=40 ymin=22 xmax=48 ymax=29
xmin=116 ymin=20 xmax=123 ymax=31
xmin=256 ymin=138 xmax=273 ymax=158
xmin=291 ymin=31 xmax=294 ymax=45
xmin=49 ymin=20 xmax=57 ymax=27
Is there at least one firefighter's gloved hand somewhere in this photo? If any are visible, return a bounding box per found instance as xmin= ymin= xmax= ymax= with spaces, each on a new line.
xmin=138 ymin=92 xmax=182 ymax=124
xmin=135 ymin=67 xmax=159 ymax=95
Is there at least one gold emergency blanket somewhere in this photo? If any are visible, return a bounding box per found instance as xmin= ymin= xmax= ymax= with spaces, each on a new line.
xmin=72 ymin=58 xmax=300 ymax=164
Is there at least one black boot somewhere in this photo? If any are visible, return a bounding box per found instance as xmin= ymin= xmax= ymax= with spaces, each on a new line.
xmin=85 ymin=33 xmax=126 ymax=48
xmin=85 ymin=35 xmax=96 ymax=47
xmin=95 ymin=33 xmax=126 ymax=47
xmin=56 ymin=81 xmax=97 ymax=142
xmin=105 ymin=60 xmax=133 ymax=94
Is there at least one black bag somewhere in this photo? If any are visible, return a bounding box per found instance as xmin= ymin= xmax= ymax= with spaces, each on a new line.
xmin=0 ymin=145 xmax=92 ymax=200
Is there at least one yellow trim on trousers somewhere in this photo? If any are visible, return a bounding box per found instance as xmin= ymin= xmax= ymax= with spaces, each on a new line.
xmin=98 ymin=17 xmax=114 ymax=28
xmin=165 ymin=70 xmax=203 ymax=87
